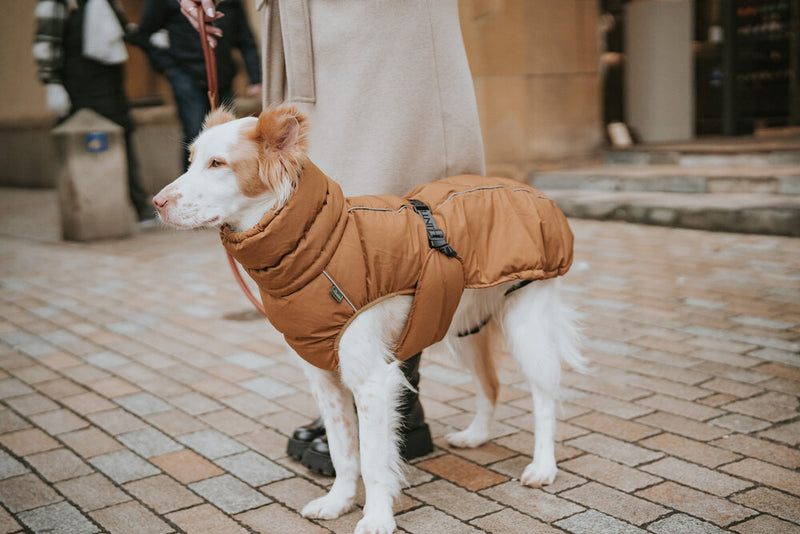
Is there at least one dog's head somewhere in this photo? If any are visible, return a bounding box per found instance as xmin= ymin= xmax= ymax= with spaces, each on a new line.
xmin=153 ymin=105 xmax=309 ymax=231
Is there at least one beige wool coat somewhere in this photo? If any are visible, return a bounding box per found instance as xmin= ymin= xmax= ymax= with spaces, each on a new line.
xmin=255 ymin=0 xmax=485 ymax=195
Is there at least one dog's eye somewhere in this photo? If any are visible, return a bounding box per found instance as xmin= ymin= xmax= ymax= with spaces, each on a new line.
xmin=209 ymin=158 xmax=226 ymax=169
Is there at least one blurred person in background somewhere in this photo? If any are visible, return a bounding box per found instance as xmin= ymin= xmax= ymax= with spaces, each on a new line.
xmin=130 ymin=0 xmax=261 ymax=170
xmin=33 ymin=0 xmax=153 ymax=221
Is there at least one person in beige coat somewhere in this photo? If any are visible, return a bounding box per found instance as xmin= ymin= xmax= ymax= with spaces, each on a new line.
xmin=181 ymin=0 xmax=485 ymax=475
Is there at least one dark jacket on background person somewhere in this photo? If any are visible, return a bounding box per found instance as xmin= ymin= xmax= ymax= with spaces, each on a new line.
xmin=131 ymin=0 xmax=260 ymax=93
xmin=221 ymin=162 xmax=574 ymax=371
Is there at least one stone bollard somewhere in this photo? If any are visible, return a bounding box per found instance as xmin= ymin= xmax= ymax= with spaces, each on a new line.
xmin=51 ymin=109 xmax=136 ymax=241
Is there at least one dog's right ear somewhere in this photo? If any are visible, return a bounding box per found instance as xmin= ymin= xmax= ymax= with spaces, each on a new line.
xmin=251 ymin=105 xmax=309 ymax=158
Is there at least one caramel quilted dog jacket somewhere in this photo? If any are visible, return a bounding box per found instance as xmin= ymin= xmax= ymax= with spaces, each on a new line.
xmin=220 ymin=162 xmax=574 ymax=371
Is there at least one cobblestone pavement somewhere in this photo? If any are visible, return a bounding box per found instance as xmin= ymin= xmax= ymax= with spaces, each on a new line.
xmin=0 ymin=190 xmax=798 ymax=533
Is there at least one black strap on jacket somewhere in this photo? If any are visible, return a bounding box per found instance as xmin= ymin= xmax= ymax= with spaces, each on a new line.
xmin=408 ymin=199 xmax=458 ymax=258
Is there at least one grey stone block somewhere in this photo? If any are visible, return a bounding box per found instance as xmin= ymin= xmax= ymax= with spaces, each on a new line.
xmin=118 ymin=428 xmax=183 ymax=458
xmin=18 ymin=501 xmax=99 ymax=534
xmin=215 ymin=451 xmax=292 ymax=486
xmin=177 ymin=429 xmax=247 ymax=459
xmin=238 ymin=376 xmax=297 ymax=399
xmin=89 ymin=450 xmax=160 ymax=483
xmin=114 ymin=392 xmax=172 ymax=416
xmin=555 ymin=510 xmax=645 ymax=534
xmin=0 ymin=450 xmax=28 ymax=480
xmin=189 ymin=474 xmax=271 ymax=514
xmin=648 ymin=513 xmax=728 ymax=534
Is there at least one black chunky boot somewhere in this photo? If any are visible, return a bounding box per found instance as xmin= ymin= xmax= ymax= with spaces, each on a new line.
xmin=290 ymin=353 xmax=434 ymax=476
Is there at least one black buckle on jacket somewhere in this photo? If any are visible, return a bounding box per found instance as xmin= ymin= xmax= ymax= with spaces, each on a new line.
xmin=408 ymin=199 xmax=458 ymax=258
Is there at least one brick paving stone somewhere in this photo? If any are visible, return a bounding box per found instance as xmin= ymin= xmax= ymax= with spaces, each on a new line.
xmin=59 ymin=427 xmax=122 ymax=459
xmin=151 ymin=449 xmax=224 ymax=484
xmin=26 ymin=448 xmax=93 ymax=482
xmin=699 ymin=392 xmax=738 ymax=406
xmin=415 ymin=454 xmax=509 ymax=491
xmin=145 ymin=409 xmax=209 ymax=437
xmin=0 ymin=449 xmax=28 ymax=480
xmin=0 ymin=409 xmax=29 ymax=433
xmin=480 ymin=481 xmax=584 ymax=522
xmin=114 ymin=392 xmax=173 ymax=416
xmin=571 ymin=393 xmax=655 ymax=419
xmin=554 ymin=509 xmax=645 ymax=534
xmin=647 ymin=513 xmax=729 ymax=534
xmin=568 ymin=412 xmax=659 ymax=442
xmin=167 ymin=391 xmax=223 ymax=415
xmin=405 ymin=479 xmax=502 ymax=520
xmin=641 ymin=457 xmax=752 ymax=497
xmin=260 ymin=477 xmax=326 ymax=512
xmin=236 ymin=503 xmax=329 ymax=534
xmin=565 ymin=433 xmax=662 ymax=467
xmin=220 ymin=391 xmax=282 ymax=418
xmin=700 ymin=377 xmax=764 ymax=398
xmin=199 ymin=409 xmax=262 ymax=436
xmin=190 ymin=474 xmax=271 ymax=514
xmin=90 ymin=501 xmax=172 ymax=534
xmin=29 ymin=408 xmax=88 ymax=434
xmin=560 ymin=481 xmax=668 ymax=526
xmin=396 ymin=505 xmax=485 ymax=534
xmin=639 ymin=433 xmax=741 ymax=468
xmin=0 ymin=427 xmax=59 ymax=456
xmin=731 ymin=487 xmax=800 ymax=524
xmin=724 ymin=391 xmax=799 ymax=422
xmin=636 ymin=394 xmax=724 ymax=421
xmin=635 ymin=412 xmax=729 ymax=441
xmin=441 ymin=440 xmax=517 ymax=466
xmin=237 ymin=427 xmax=290 ymax=459
xmin=560 ymin=454 xmax=661 ymax=492
xmin=55 ymin=473 xmax=131 ymax=511
xmin=709 ymin=413 xmax=771 ymax=433
xmin=469 ymin=508 xmax=563 ymax=533
xmin=721 ymin=458 xmax=800 ymax=495
xmin=5 ymin=392 xmax=59 ymax=415
xmin=755 ymin=362 xmax=800 ymax=382
xmin=0 ymin=506 xmax=20 ymax=534
xmin=87 ymin=408 xmax=148 ymax=435
xmin=759 ymin=420 xmax=800 ymax=446
xmin=61 ymin=391 xmax=116 ymax=414
xmin=0 ymin=379 xmax=33 ymax=399
xmin=124 ymin=474 xmax=203 ymax=514
xmin=0 ymin=473 xmax=62 ymax=512
xmin=214 ymin=451 xmax=292 ymax=486
xmin=730 ymin=514 xmax=800 ymax=534
xmin=636 ymin=482 xmax=756 ymax=527
xmin=17 ymin=501 xmax=98 ymax=534
xmin=177 ymin=429 xmax=247 ymax=459
xmin=118 ymin=427 xmax=183 ymax=458
xmin=89 ymin=449 xmax=160 ymax=483
xmin=86 ymin=376 xmax=140 ymax=398
xmin=166 ymin=504 xmax=248 ymax=534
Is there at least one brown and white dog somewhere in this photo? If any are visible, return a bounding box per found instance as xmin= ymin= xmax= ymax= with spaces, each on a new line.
xmin=154 ymin=105 xmax=585 ymax=534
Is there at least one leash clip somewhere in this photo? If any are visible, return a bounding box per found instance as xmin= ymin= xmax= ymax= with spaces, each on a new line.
xmin=408 ymin=199 xmax=458 ymax=258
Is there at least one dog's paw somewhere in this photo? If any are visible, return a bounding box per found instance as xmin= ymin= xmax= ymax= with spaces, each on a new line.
xmin=301 ymin=493 xmax=355 ymax=520
xmin=446 ymin=429 xmax=489 ymax=449
xmin=355 ymin=514 xmax=396 ymax=534
xmin=521 ymin=460 xmax=558 ymax=488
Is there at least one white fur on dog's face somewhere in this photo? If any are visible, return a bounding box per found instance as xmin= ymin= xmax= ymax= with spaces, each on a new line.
xmin=154 ymin=117 xmax=269 ymax=230
xmin=153 ymin=106 xmax=308 ymax=232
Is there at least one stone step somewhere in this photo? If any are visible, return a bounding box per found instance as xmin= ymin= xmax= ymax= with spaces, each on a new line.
xmin=604 ymin=137 xmax=800 ymax=166
xmin=531 ymin=165 xmax=800 ymax=195
xmin=545 ymin=190 xmax=800 ymax=237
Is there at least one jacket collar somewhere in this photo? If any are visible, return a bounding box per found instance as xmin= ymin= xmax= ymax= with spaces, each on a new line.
xmin=219 ymin=161 xmax=348 ymax=297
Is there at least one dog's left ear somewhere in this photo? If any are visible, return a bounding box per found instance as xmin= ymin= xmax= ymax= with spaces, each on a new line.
xmin=251 ymin=105 xmax=309 ymax=157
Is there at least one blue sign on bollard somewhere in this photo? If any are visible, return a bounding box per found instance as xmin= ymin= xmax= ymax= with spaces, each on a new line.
xmin=85 ymin=132 xmax=108 ymax=153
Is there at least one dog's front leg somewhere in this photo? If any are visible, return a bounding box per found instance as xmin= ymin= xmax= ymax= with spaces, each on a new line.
xmin=299 ymin=361 xmax=359 ymax=520
xmin=344 ymin=360 xmax=405 ymax=534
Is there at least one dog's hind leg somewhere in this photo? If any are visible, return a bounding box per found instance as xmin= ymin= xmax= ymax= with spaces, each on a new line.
xmin=445 ymin=326 xmax=498 ymax=448
xmin=502 ymin=279 xmax=574 ymax=487
xmin=300 ymin=361 xmax=359 ymax=520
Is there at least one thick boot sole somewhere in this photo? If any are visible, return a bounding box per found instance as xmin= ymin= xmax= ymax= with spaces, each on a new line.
xmin=287 ymin=437 xmax=311 ymax=460
xmin=301 ymin=447 xmax=336 ymax=477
